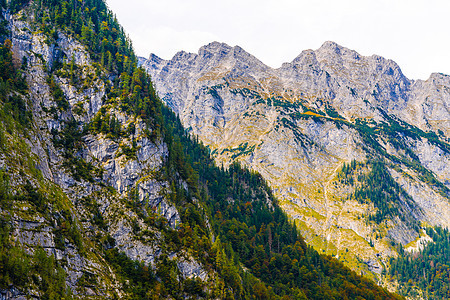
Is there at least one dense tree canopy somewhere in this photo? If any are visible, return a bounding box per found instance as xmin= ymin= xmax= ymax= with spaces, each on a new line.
xmin=390 ymin=227 xmax=450 ymax=300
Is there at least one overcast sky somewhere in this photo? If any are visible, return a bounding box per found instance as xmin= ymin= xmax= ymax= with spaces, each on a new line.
xmin=105 ymin=0 xmax=449 ymax=80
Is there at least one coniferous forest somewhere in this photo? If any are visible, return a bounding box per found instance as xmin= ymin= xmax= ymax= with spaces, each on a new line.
xmin=389 ymin=227 xmax=450 ymax=300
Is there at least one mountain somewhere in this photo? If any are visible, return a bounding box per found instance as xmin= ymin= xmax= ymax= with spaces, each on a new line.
xmin=0 ymin=1 xmax=402 ymax=299
xmin=139 ymin=41 xmax=450 ymax=281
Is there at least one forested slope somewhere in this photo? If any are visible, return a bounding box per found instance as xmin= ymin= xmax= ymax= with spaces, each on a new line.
xmin=389 ymin=227 xmax=450 ymax=299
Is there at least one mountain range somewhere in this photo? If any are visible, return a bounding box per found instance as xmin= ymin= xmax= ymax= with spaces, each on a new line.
xmin=139 ymin=41 xmax=450 ymax=281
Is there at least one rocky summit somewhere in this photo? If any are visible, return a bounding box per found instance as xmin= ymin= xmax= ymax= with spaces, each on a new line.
xmin=140 ymin=41 xmax=450 ymax=278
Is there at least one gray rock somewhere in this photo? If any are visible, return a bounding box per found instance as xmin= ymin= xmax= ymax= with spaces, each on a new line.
xmin=140 ymin=40 xmax=450 ymax=277
xmin=177 ymin=258 xmax=209 ymax=281
xmin=2 ymin=9 xmax=209 ymax=298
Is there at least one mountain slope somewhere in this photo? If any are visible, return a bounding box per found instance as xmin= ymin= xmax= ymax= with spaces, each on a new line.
xmin=140 ymin=41 xmax=450 ymax=279
xmin=1 ymin=1 xmax=233 ymax=298
xmin=0 ymin=1 xmax=403 ymax=299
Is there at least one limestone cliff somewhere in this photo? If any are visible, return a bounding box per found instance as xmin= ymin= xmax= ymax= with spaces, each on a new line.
xmin=0 ymin=3 xmax=212 ymax=298
xmin=140 ymin=41 xmax=450 ymax=278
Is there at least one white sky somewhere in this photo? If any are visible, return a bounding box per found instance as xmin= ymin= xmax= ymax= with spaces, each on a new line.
xmin=105 ymin=0 xmax=450 ymax=80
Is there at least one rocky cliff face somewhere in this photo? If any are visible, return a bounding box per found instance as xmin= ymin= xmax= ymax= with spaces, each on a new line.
xmin=0 ymin=5 xmax=212 ymax=298
xmin=140 ymin=41 xmax=450 ymax=277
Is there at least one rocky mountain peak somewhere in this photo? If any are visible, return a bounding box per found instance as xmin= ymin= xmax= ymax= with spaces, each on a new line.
xmin=148 ymin=52 xmax=162 ymax=62
xmin=171 ymin=49 xmax=197 ymax=62
xmin=287 ymin=49 xmax=318 ymax=66
xmin=198 ymin=41 xmax=232 ymax=59
xmin=197 ymin=42 xmax=267 ymax=72
xmin=315 ymin=40 xmax=362 ymax=62
xmin=287 ymin=41 xmax=358 ymax=67
xmin=198 ymin=42 xmax=250 ymax=58
xmin=317 ymin=40 xmax=346 ymax=55
xmin=427 ymin=72 xmax=450 ymax=84
xmin=313 ymin=41 xmax=407 ymax=82
xmin=144 ymin=53 xmax=164 ymax=70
